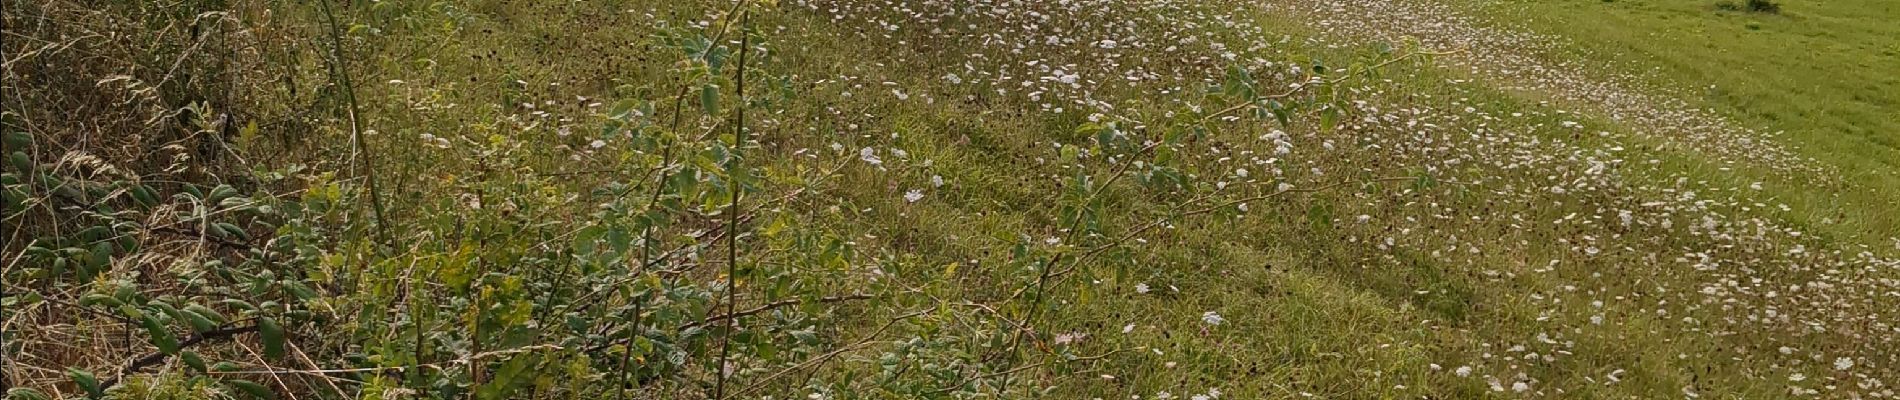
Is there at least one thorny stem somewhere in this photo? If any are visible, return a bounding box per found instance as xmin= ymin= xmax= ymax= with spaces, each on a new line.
xmin=317 ymin=0 xmax=394 ymax=252
xmin=999 ymin=141 xmax=1163 ymax=372
xmin=729 ymin=310 xmax=930 ymax=398
xmin=713 ymin=9 xmax=752 ymax=400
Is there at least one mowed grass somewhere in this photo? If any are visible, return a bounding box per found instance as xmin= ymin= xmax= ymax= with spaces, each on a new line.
xmin=1457 ymin=0 xmax=1900 ymax=243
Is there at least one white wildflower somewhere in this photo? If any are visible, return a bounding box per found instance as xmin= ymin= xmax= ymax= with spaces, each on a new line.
xmin=1201 ymin=311 xmax=1225 ymax=326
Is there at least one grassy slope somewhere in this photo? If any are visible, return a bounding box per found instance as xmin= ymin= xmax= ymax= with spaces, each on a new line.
xmin=748 ymin=1 xmax=1896 ymax=397
xmin=14 ymin=0 xmax=1894 ymax=398
xmin=298 ymin=0 xmax=1898 ymax=396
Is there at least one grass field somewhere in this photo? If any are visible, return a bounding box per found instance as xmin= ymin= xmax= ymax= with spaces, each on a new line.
xmin=1462 ymin=0 xmax=1900 ymax=245
xmin=2 ymin=0 xmax=1894 ymax=399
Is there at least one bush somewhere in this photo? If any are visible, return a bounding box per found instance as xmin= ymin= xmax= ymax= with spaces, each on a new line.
xmin=1716 ymin=0 xmax=1779 ymax=13
xmin=1746 ymin=0 xmax=1781 ymax=13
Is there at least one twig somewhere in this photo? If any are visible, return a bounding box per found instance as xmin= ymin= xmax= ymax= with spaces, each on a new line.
xmin=32 ymin=290 xmax=135 ymax=325
xmin=934 ymin=348 xmax=1131 ymax=393
xmin=318 ymin=0 xmax=394 ymax=251
xmin=728 ymin=309 xmax=930 ymax=398
xmin=680 ymin=294 xmax=874 ymax=331
xmin=713 ymin=8 xmax=753 ymax=400
xmin=205 ymin=344 xmax=564 ymax=376
xmin=99 ymin=322 xmax=260 ymax=390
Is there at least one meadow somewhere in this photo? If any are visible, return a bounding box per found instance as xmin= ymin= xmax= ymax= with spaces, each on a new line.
xmin=2 ymin=0 xmax=1894 ymax=398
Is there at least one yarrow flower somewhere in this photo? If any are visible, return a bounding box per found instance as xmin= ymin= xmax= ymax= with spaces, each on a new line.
xmin=1201 ymin=311 xmax=1224 ymax=326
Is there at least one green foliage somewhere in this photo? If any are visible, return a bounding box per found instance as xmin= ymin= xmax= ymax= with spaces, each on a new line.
xmin=66 ymin=368 xmax=101 ymax=398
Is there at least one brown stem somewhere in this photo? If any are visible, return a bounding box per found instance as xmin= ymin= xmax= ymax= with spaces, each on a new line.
xmin=99 ymin=322 xmax=261 ymax=390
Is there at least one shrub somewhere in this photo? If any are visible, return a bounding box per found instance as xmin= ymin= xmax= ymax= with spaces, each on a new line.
xmin=1746 ymin=0 xmax=1781 ymax=13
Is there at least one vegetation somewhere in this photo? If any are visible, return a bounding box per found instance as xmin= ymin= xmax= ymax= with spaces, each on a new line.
xmin=3 ymin=0 xmax=1893 ymax=399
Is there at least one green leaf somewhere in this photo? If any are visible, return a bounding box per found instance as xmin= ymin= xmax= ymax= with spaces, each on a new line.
xmin=180 ymin=351 xmax=208 ymax=373
xmin=148 ymin=300 xmax=184 ymax=324
xmin=3 ymin=131 xmax=31 ymax=150
xmin=699 ymin=84 xmax=719 ymax=116
xmin=129 ymin=184 xmax=159 ymax=208
xmin=179 ymin=308 xmax=219 ymax=333
xmin=280 ymin=280 xmax=318 ymax=301
xmin=67 ymin=367 xmax=102 ymax=398
xmin=1320 ymin=107 xmax=1340 ymax=133
xmin=218 ymin=298 xmax=258 ymax=313
xmin=7 ymin=387 xmax=52 ymax=400
xmin=1268 ymin=101 xmax=1291 ymax=128
xmin=214 ymin=222 xmax=248 ymax=240
xmin=476 ymin=354 xmax=541 ymax=400
xmin=8 ymin=152 xmax=31 ymax=175
xmin=257 ymin=317 xmax=286 ymax=360
xmin=609 ymin=99 xmax=641 ymax=120
xmin=1306 ymin=204 xmax=1334 ymax=230
xmin=86 ymin=242 xmax=114 ymax=273
xmin=79 ymin=293 xmax=122 ymax=307
xmin=226 ymin=379 xmax=274 ymax=399
xmin=140 ymin=314 xmax=180 ymax=354
xmin=180 ymin=184 xmax=205 ymax=200
xmin=184 ymin=304 xmax=228 ymax=325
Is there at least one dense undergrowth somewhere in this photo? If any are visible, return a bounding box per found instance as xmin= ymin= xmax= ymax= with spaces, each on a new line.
xmin=3 ymin=0 xmax=1895 ymax=399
